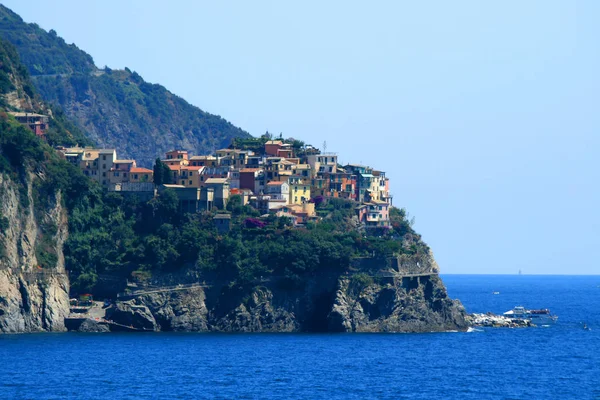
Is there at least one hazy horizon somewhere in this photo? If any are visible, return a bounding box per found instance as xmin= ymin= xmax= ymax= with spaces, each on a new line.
xmin=4 ymin=0 xmax=599 ymax=275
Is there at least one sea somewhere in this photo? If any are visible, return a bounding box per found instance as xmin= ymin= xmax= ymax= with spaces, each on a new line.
xmin=1 ymin=274 xmax=599 ymax=400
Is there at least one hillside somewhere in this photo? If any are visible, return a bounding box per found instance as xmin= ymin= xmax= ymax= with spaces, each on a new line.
xmin=0 ymin=5 xmax=250 ymax=166
xmin=0 ymin=38 xmax=93 ymax=332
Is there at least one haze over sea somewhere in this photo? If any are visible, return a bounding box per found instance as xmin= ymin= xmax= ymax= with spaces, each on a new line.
xmin=1 ymin=274 xmax=598 ymax=399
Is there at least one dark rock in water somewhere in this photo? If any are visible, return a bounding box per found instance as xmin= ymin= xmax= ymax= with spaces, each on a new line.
xmin=328 ymin=274 xmax=467 ymax=332
xmin=77 ymin=319 xmax=110 ymax=333
xmin=137 ymin=287 xmax=209 ymax=332
xmin=105 ymin=301 xmax=157 ymax=331
xmin=211 ymin=287 xmax=299 ymax=332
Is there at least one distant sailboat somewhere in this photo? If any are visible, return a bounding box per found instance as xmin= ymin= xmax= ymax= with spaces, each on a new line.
xmin=518 ymin=269 xmax=522 ymax=276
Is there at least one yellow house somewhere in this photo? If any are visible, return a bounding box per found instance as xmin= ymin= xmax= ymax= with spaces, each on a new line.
xmin=177 ymin=166 xmax=204 ymax=188
xmin=130 ymin=167 xmax=154 ymax=183
xmin=289 ymin=177 xmax=311 ymax=204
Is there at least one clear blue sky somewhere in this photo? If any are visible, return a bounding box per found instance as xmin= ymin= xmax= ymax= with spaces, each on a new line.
xmin=4 ymin=0 xmax=599 ymax=274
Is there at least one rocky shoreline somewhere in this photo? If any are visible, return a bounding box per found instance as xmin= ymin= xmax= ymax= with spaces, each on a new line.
xmin=63 ymin=272 xmax=468 ymax=333
xmin=467 ymin=313 xmax=535 ymax=328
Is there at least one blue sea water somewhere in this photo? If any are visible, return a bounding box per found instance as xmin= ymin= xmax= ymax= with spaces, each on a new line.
xmin=1 ymin=275 xmax=599 ymax=399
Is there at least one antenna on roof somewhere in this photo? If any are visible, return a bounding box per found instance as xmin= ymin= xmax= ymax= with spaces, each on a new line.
xmin=323 ymin=141 xmax=327 ymax=152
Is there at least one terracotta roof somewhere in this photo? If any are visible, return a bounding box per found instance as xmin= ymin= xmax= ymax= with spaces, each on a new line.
xmin=267 ymin=181 xmax=286 ymax=186
xmin=240 ymin=168 xmax=261 ymax=173
xmin=167 ymin=165 xmax=181 ymax=171
xmin=130 ymin=167 xmax=153 ymax=173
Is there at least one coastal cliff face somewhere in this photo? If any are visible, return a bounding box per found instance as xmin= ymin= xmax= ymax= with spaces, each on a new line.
xmin=123 ymin=252 xmax=467 ymax=333
xmin=0 ymin=173 xmax=70 ymax=333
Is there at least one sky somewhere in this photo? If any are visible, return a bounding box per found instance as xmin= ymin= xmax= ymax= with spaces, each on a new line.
xmin=4 ymin=0 xmax=599 ymax=275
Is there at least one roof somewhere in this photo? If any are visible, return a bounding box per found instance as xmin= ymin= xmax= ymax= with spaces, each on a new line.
xmin=293 ymin=164 xmax=311 ymax=169
xmin=130 ymin=167 xmax=153 ymax=173
xmin=205 ymin=178 xmax=228 ymax=184
xmin=267 ymin=181 xmax=286 ymax=186
xmin=345 ymin=163 xmax=368 ymax=168
xmin=8 ymin=112 xmax=47 ymax=118
xmin=113 ymin=159 xmax=135 ymax=164
xmin=361 ymin=174 xmax=374 ymax=178
xmin=167 ymin=165 xmax=181 ymax=171
xmin=189 ymin=155 xmax=217 ymax=160
xmin=98 ymin=149 xmax=117 ymax=154
xmin=265 ymin=140 xmax=283 ymax=145
xmin=162 ymin=184 xmax=185 ymax=188
xmin=181 ymin=166 xmax=203 ymax=171
xmin=214 ymin=214 xmax=232 ymax=219
xmin=216 ymin=148 xmax=246 ymax=154
xmin=166 ymin=150 xmax=188 ymax=153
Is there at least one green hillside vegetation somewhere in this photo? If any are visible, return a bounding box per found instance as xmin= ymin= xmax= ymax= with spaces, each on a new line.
xmin=0 ymin=5 xmax=94 ymax=75
xmin=0 ymin=5 xmax=251 ymax=167
xmin=0 ymin=38 xmax=90 ymax=146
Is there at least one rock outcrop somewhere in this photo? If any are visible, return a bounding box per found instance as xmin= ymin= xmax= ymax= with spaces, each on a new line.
xmin=328 ymin=274 xmax=467 ymax=332
xmin=126 ymin=256 xmax=467 ymax=333
xmin=0 ymin=173 xmax=70 ymax=333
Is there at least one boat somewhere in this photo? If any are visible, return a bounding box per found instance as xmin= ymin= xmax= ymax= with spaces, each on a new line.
xmin=493 ymin=291 xmax=500 ymax=295
xmin=503 ymin=306 xmax=558 ymax=324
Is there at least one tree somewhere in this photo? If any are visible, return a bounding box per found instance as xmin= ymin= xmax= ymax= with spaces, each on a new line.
xmin=153 ymin=158 xmax=164 ymax=185
xmin=153 ymin=158 xmax=172 ymax=185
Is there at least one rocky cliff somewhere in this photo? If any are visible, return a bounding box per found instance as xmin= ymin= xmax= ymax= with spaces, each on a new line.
xmin=113 ymin=253 xmax=467 ymax=333
xmin=0 ymin=173 xmax=70 ymax=333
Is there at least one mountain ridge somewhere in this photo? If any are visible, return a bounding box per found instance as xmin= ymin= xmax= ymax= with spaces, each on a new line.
xmin=0 ymin=4 xmax=251 ymax=166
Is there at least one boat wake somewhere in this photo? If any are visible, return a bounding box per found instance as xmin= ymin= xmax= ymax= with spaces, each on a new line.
xmin=467 ymin=327 xmax=484 ymax=333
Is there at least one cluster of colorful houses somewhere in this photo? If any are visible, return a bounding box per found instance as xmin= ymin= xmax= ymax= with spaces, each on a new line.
xmin=56 ymin=140 xmax=393 ymax=230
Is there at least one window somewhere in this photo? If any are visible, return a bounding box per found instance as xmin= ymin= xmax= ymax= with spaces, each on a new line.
xmin=189 ymin=180 xmax=192 ymax=185
xmin=114 ymin=172 xmax=119 ymax=177
xmin=123 ymin=173 xmax=127 ymax=178
xmin=102 ymin=164 xmax=106 ymax=169
xmin=181 ymin=180 xmax=185 ymax=185
xmin=103 ymin=155 xmax=107 ymax=160
xmin=102 ymin=172 xmax=106 ymax=177
xmin=134 ymin=174 xmax=138 ymax=179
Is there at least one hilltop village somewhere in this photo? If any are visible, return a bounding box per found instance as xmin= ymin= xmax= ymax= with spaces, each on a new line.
xmin=56 ymin=137 xmax=393 ymax=230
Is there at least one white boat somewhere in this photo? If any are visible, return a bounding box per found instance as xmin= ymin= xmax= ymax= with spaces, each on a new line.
xmin=503 ymin=306 xmax=558 ymax=324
